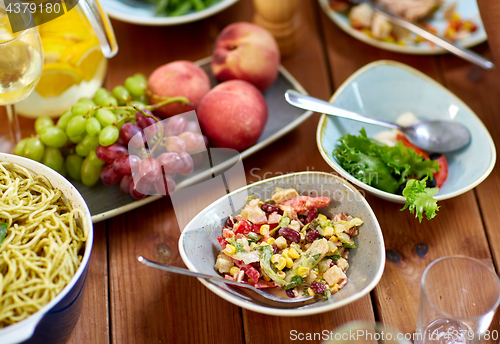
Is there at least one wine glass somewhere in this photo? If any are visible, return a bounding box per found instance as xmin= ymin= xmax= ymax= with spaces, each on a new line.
xmin=0 ymin=0 xmax=43 ymax=152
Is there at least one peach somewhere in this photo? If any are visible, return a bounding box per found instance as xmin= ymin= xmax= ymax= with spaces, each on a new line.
xmin=211 ymin=22 xmax=280 ymax=92
xmin=197 ymin=80 xmax=268 ymax=151
xmin=147 ymin=60 xmax=211 ymax=118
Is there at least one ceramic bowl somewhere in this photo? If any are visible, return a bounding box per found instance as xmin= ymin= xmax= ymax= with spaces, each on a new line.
xmin=317 ymin=60 xmax=496 ymax=203
xmin=0 ymin=154 xmax=93 ymax=344
xmin=179 ymin=172 xmax=385 ymax=316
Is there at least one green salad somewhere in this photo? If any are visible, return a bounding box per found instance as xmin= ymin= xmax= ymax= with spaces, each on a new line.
xmin=334 ymin=128 xmax=444 ymax=222
xmin=139 ymin=0 xmax=221 ymax=16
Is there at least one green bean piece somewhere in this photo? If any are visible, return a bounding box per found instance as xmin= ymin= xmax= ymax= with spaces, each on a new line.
xmin=170 ymin=0 xmax=191 ymax=16
xmin=191 ymin=0 xmax=204 ymax=11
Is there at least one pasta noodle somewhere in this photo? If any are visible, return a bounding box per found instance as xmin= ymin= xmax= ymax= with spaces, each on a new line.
xmin=0 ymin=162 xmax=88 ymax=328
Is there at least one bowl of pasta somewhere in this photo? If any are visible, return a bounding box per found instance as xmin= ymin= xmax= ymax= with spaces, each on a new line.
xmin=0 ymin=153 xmax=93 ymax=344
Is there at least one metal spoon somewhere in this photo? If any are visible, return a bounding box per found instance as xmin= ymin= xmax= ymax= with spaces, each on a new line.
xmin=285 ymin=90 xmax=471 ymax=152
xmin=137 ymin=256 xmax=314 ymax=305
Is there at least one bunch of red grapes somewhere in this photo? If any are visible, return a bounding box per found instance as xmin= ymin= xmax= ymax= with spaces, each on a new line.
xmin=98 ymin=110 xmax=207 ymax=199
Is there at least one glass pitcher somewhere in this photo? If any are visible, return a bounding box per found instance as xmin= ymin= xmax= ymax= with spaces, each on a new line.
xmin=15 ymin=0 xmax=118 ymax=118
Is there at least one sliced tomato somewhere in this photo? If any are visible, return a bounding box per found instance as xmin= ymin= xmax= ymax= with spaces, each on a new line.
xmin=433 ymin=155 xmax=448 ymax=188
xmin=396 ymin=133 xmax=430 ymax=160
xmin=222 ymin=227 xmax=234 ymax=239
xmin=234 ymin=219 xmax=251 ymax=235
xmin=251 ymin=223 xmax=261 ymax=234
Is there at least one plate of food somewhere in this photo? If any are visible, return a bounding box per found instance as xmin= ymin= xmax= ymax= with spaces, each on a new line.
xmin=179 ymin=172 xmax=385 ymax=316
xmin=101 ymin=0 xmax=238 ymax=26
xmin=317 ymin=60 xmax=495 ymax=221
xmin=319 ymin=0 xmax=487 ymax=54
xmin=0 ymin=154 xmax=93 ymax=344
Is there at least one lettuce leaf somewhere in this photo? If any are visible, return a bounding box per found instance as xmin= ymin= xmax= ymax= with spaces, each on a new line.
xmin=401 ymin=178 xmax=440 ymax=222
xmin=334 ymin=129 xmax=439 ymax=193
xmin=334 ymin=129 xmax=399 ymax=193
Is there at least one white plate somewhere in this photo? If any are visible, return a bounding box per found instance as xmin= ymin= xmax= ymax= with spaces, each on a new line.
xmin=318 ymin=0 xmax=487 ymax=55
xmin=101 ymin=0 xmax=238 ymax=26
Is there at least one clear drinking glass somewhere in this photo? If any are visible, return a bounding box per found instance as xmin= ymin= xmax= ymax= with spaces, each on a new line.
xmin=415 ymin=256 xmax=500 ymax=344
xmin=323 ymin=321 xmax=412 ymax=344
xmin=0 ymin=0 xmax=43 ymax=151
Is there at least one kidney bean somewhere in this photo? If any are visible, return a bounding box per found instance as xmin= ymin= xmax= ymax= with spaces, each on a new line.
xmin=310 ymin=282 xmax=326 ymax=295
xmin=304 ymin=209 xmax=318 ymax=224
xmin=250 ymin=262 xmax=260 ymax=269
xmin=261 ymin=203 xmax=283 ymax=215
xmin=305 ymin=229 xmax=319 ymax=243
xmin=226 ymin=217 xmax=234 ymax=228
xmin=286 ymin=289 xmax=296 ymax=298
xmin=278 ymin=227 xmax=301 ymax=243
xmin=272 ymin=245 xmax=279 ymax=254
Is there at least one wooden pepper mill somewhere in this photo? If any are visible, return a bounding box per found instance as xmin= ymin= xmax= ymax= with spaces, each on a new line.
xmin=252 ymin=0 xmax=302 ymax=57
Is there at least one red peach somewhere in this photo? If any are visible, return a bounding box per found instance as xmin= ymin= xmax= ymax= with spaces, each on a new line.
xmin=147 ymin=61 xmax=211 ymax=118
xmin=197 ymin=80 xmax=268 ymax=151
xmin=211 ymin=22 xmax=280 ymax=92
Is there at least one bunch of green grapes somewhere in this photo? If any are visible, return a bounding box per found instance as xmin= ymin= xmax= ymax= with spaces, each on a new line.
xmin=14 ymin=73 xmax=148 ymax=186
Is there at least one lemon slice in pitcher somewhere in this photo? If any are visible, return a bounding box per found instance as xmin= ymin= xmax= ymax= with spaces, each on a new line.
xmin=41 ymin=37 xmax=69 ymax=64
xmin=35 ymin=63 xmax=83 ymax=98
xmin=61 ymin=40 xmax=103 ymax=81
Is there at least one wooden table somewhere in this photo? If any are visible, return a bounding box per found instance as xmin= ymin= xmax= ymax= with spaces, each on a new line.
xmin=15 ymin=0 xmax=500 ymax=342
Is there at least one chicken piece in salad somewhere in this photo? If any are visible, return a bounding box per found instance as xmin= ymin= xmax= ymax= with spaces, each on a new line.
xmin=214 ymin=188 xmax=363 ymax=299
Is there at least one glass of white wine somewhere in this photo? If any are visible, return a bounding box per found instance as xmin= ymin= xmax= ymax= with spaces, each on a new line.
xmin=0 ymin=0 xmax=43 ymax=152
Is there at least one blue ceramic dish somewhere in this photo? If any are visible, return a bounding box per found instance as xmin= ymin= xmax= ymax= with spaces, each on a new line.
xmin=317 ymin=60 xmax=496 ymax=203
xmin=0 ymin=154 xmax=93 ymax=344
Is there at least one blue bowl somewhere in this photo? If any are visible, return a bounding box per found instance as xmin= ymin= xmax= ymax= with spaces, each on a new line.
xmin=317 ymin=60 xmax=496 ymax=203
xmin=0 ymin=154 xmax=93 ymax=344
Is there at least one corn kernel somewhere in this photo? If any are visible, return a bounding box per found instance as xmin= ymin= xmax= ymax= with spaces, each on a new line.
xmin=260 ymin=224 xmax=270 ymax=236
xmin=331 ymin=284 xmax=340 ymax=294
xmin=298 ymin=266 xmax=310 ymax=278
xmin=329 ymin=235 xmax=339 ymax=242
xmin=277 ymin=271 xmax=286 ymax=279
xmin=229 ymin=266 xmax=240 ymax=277
xmin=271 ymin=254 xmax=286 ymax=270
xmin=396 ymin=40 xmax=406 ymax=46
xmin=224 ymin=244 xmax=236 ymax=255
xmin=248 ymin=279 xmax=254 ymax=284
xmin=277 ymin=257 xmax=286 ymax=270
xmin=445 ymin=27 xmax=456 ymax=38
xmin=451 ymin=12 xmax=461 ymax=22
xmin=263 ymin=274 xmax=271 ymax=281
xmin=463 ymin=21 xmax=473 ymax=31
xmin=285 ymin=256 xmax=294 ymax=269
xmin=307 ymin=287 xmax=315 ymax=297
xmin=324 ymin=226 xmax=334 ymax=237
xmin=318 ymin=214 xmax=327 ymax=221
xmin=287 ymin=248 xmax=300 ymax=259
xmin=266 ymin=237 xmax=275 ymax=245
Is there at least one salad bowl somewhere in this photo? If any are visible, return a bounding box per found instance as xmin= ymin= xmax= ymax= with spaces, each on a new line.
xmin=317 ymin=60 xmax=496 ymax=204
xmin=178 ymin=172 xmax=385 ymax=316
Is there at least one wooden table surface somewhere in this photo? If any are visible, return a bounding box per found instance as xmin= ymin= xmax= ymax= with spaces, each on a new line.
xmin=13 ymin=0 xmax=500 ymax=342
